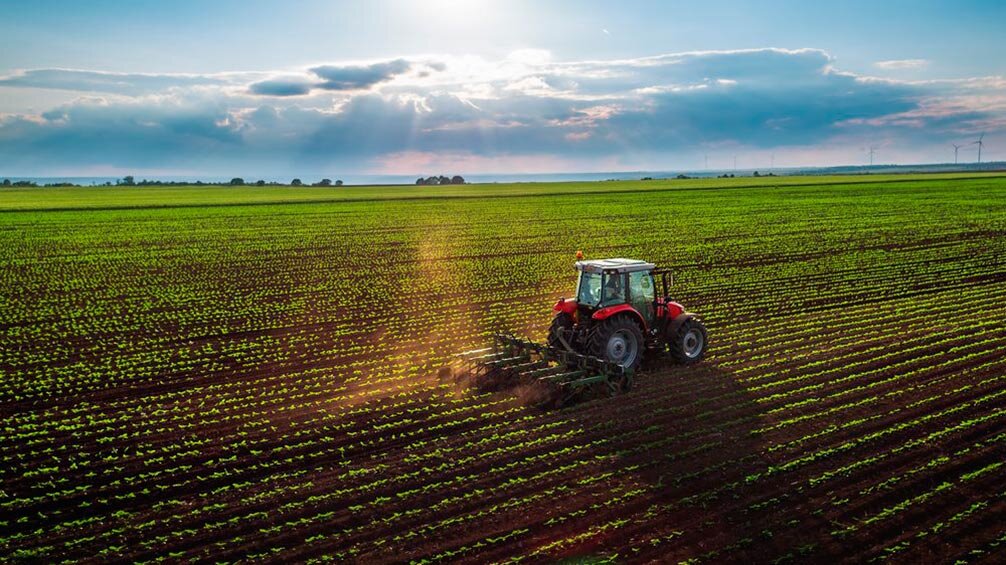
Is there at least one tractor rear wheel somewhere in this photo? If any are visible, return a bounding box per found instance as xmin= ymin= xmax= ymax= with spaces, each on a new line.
xmin=668 ymin=317 xmax=707 ymax=364
xmin=589 ymin=315 xmax=644 ymax=370
xmin=547 ymin=313 xmax=575 ymax=350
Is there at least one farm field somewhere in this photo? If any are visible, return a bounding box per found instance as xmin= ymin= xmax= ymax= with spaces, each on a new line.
xmin=2 ymin=173 xmax=1006 ymax=562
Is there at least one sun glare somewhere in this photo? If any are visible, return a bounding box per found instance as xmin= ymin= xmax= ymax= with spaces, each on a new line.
xmin=404 ymin=0 xmax=499 ymax=29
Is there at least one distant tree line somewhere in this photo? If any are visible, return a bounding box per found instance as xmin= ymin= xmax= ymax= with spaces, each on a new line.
xmin=416 ymin=175 xmax=465 ymax=185
xmin=228 ymin=178 xmax=343 ymax=187
xmin=1 ymin=179 xmax=76 ymax=187
xmin=1 ymin=176 xmax=352 ymax=188
xmin=106 ymin=176 xmax=346 ymax=187
xmin=3 ymin=179 xmax=37 ymax=187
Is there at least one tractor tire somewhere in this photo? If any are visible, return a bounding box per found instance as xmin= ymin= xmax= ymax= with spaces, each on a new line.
xmin=547 ymin=313 xmax=575 ymax=350
xmin=589 ymin=315 xmax=644 ymax=370
xmin=668 ymin=317 xmax=707 ymax=364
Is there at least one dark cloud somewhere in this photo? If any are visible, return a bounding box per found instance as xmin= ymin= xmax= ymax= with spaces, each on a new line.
xmin=248 ymin=78 xmax=313 ymax=97
xmin=246 ymin=59 xmax=426 ymax=97
xmin=598 ymin=70 xmax=920 ymax=148
xmin=0 ymin=98 xmax=242 ymax=170
xmin=310 ymin=59 xmax=412 ymax=91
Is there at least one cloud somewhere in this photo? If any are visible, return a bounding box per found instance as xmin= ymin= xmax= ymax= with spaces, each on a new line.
xmin=874 ymin=59 xmax=929 ymax=70
xmin=0 ymin=59 xmax=429 ymax=100
xmin=245 ymin=58 xmax=433 ymax=97
xmin=310 ymin=59 xmax=412 ymax=91
xmin=506 ymin=49 xmax=553 ymax=66
xmin=0 ymin=48 xmax=1003 ymax=174
xmin=0 ymin=68 xmax=234 ymax=95
xmin=248 ymin=77 xmax=314 ymax=97
xmin=0 ymin=96 xmax=243 ymax=172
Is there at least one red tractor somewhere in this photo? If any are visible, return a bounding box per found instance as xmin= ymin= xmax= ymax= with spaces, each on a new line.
xmin=460 ymin=256 xmax=707 ymax=406
xmin=546 ymin=257 xmax=707 ymax=370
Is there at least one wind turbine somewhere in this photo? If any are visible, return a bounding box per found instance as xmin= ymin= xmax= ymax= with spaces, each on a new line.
xmin=868 ymin=146 xmax=878 ymax=167
xmin=973 ymin=133 xmax=985 ymax=165
xmin=952 ymin=143 xmax=962 ymax=165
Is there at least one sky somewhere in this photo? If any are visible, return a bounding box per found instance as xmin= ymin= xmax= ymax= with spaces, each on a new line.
xmin=0 ymin=0 xmax=1004 ymax=178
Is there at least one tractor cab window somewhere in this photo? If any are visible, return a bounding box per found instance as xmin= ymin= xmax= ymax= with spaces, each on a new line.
xmin=577 ymin=271 xmax=602 ymax=306
xmin=629 ymin=271 xmax=656 ymax=324
xmin=601 ymin=272 xmax=627 ymax=306
xmin=577 ymin=271 xmax=627 ymax=307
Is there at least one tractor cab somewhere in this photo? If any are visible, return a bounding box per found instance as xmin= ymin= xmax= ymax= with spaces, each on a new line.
xmin=574 ymin=258 xmax=658 ymax=326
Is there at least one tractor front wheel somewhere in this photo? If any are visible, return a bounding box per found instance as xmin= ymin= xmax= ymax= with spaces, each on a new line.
xmin=547 ymin=313 xmax=575 ymax=350
xmin=589 ymin=315 xmax=644 ymax=370
xmin=668 ymin=317 xmax=708 ymax=364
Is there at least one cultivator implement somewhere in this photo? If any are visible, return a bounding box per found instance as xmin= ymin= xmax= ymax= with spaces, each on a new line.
xmin=457 ymin=333 xmax=633 ymax=408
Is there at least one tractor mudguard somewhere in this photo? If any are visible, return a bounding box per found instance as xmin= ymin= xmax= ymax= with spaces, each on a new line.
xmin=553 ymin=298 xmax=577 ymax=315
xmin=665 ymin=301 xmax=685 ymax=319
xmin=655 ymin=298 xmax=684 ymax=320
xmin=668 ymin=312 xmax=696 ymax=337
xmin=592 ymin=304 xmax=648 ymax=331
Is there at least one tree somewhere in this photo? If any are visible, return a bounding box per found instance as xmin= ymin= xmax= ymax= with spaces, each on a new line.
xmin=256 ymin=180 xmax=265 ymax=186
xmin=315 ymin=178 xmax=332 ymax=187
xmin=416 ymin=178 xmax=426 ymax=185
xmin=335 ymin=179 xmax=343 ymax=186
xmin=230 ymin=178 xmax=245 ymax=185
xmin=2 ymin=179 xmax=10 ymax=187
xmin=753 ymin=171 xmax=760 ymax=177
xmin=120 ymin=175 xmax=135 ymax=186
xmin=424 ymin=176 xmax=439 ymax=185
xmin=291 ymin=178 xmax=303 ymax=186
xmin=451 ymin=175 xmax=465 ymax=184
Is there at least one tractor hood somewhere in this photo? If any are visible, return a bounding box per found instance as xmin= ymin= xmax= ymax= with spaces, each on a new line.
xmin=553 ymin=298 xmax=578 ymax=315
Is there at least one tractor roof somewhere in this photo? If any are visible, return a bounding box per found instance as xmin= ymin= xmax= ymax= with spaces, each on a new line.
xmin=575 ymin=258 xmax=656 ymax=274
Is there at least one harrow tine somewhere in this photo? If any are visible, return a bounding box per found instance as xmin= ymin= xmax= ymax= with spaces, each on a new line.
xmin=538 ymin=370 xmax=586 ymax=383
xmin=455 ymin=347 xmax=493 ymax=358
xmin=520 ymin=365 xmax=566 ymax=379
xmin=509 ymin=360 xmax=548 ymax=373
xmin=463 ymin=352 xmax=510 ymax=368
xmin=484 ymin=354 xmax=531 ymax=368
